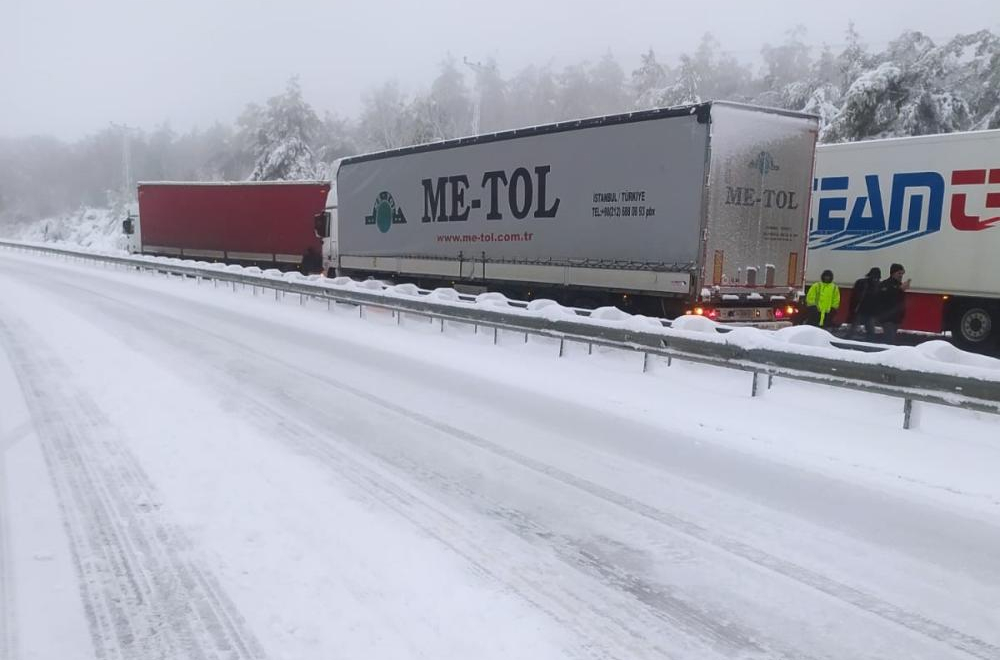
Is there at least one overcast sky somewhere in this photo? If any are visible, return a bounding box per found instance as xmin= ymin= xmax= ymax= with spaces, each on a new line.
xmin=2 ymin=0 xmax=997 ymax=140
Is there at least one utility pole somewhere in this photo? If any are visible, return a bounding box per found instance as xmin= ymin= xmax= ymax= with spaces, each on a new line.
xmin=109 ymin=122 xmax=136 ymax=196
xmin=462 ymin=56 xmax=495 ymax=136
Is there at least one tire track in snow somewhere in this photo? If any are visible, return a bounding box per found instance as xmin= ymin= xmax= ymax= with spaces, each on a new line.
xmin=0 ymin=316 xmax=267 ymax=660
xmin=145 ymin=286 xmax=999 ymax=660
xmin=3 ymin=266 xmax=767 ymax=658
xmin=104 ymin=287 xmax=988 ymax=660
xmin=0 ymin=446 xmax=16 ymax=660
xmin=0 ymin=354 xmax=33 ymax=660
xmin=17 ymin=271 xmax=833 ymax=659
xmin=4 ymin=257 xmax=997 ymax=659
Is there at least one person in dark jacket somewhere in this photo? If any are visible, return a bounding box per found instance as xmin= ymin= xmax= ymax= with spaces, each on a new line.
xmin=847 ymin=267 xmax=881 ymax=341
xmin=301 ymin=246 xmax=323 ymax=275
xmin=878 ymin=263 xmax=910 ymax=344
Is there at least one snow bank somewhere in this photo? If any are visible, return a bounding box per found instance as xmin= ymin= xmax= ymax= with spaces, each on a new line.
xmin=427 ymin=288 xmax=461 ymax=302
xmin=771 ymin=325 xmax=837 ymax=348
xmin=589 ymin=306 xmax=631 ymax=322
xmin=3 ymin=207 xmax=127 ymax=252
xmin=387 ymin=283 xmax=421 ymax=297
xmin=670 ymin=316 xmax=720 ymax=334
xmin=526 ymin=299 xmax=579 ymax=321
xmin=916 ymin=340 xmax=1000 ymax=371
xmin=475 ymin=292 xmax=512 ymax=309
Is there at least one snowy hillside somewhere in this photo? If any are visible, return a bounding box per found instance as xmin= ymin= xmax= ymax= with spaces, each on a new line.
xmin=1 ymin=207 xmax=126 ymax=252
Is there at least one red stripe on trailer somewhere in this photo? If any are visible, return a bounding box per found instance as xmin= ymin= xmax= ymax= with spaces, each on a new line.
xmin=952 ymin=169 xmax=987 ymax=185
xmin=902 ymin=292 xmax=947 ymax=333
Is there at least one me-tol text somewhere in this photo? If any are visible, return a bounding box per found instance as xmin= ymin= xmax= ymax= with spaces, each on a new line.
xmin=724 ymin=186 xmax=801 ymax=210
xmin=422 ymin=165 xmax=561 ymax=223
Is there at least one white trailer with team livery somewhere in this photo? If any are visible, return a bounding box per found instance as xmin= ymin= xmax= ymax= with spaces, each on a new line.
xmin=326 ymin=102 xmax=819 ymax=321
xmin=806 ymin=129 xmax=1000 ymax=352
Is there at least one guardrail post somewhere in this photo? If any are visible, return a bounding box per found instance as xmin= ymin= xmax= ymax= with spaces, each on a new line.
xmin=768 ymin=374 xmax=774 ymax=390
xmin=299 ymin=293 xmax=305 ymax=306
xmin=493 ymin=327 xmax=499 ymax=345
xmin=440 ymin=317 xmax=445 ymax=333
xmin=524 ymin=331 xmax=529 ymax=343
xmin=558 ymin=337 xmax=565 ymax=357
xmin=903 ymin=398 xmax=921 ymax=430
xmin=359 ymin=304 xmax=365 ymax=319
xmin=588 ymin=343 xmax=593 ymax=355
xmin=642 ymin=352 xmax=650 ymax=373
xmin=667 ymin=355 xmax=672 ymax=367
xmin=751 ymin=371 xmax=761 ymax=397
xmin=396 ymin=310 xmax=402 ymax=325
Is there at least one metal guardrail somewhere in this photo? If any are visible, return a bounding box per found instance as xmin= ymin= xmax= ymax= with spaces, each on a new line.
xmin=3 ymin=239 xmax=999 ymax=429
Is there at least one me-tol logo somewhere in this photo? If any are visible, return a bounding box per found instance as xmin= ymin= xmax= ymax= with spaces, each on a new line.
xmin=421 ymin=165 xmax=560 ymax=223
xmin=809 ymin=168 xmax=1000 ymax=251
xmin=723 ymin=152 xmax=802 ymax=210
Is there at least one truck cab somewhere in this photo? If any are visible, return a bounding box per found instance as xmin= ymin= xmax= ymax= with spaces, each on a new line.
xmin=122 ymin=212 xmax=141 ymax=254
xmin=313 ymin=205 xmax=338 ymax=276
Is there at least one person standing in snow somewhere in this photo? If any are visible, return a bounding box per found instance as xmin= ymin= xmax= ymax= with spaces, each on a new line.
xmin=301 ymin=246 xmax=323 ymax=275
xmin=877 ymin=263 xmax=910 ymax=344
xmin=847 ymin=267 xmax=881 ymax=341
xmin=805 ymin=269 xmax=841 ymax=329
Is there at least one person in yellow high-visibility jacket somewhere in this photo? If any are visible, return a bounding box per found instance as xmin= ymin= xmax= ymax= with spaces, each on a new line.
xmin=805 ymin=269 xmax=841 ymax=328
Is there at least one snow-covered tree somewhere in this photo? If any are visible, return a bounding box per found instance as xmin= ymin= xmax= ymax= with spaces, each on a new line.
xmin=358 ymin=81 xmax=413 ymax=150
xmin=631 ymin=48 xmax=669 ymax=110
xmin=506 ymin=65 xmax=559 ymax=127
xmin=590 ymin=51 xmax=628 ymax=115
xmin=822 ymin=63 xmax=908 ymax=141
xmin=419 ymin=55 xmax=474 ymax=140
xmin=247 ymin=78 xmax=320 ymax=181
xmin=469 ymin=58 xmax=507 ymax=133
xmin=314 ymin=112 xmax=357 ymax=167
xmin=761 ymin=26 xmax=813 ymax=93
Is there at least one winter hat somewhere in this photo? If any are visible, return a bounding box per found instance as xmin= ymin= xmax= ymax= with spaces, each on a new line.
xmin=821 ymin=269 xmax=834 ymax=280
xmin=890 ymin=263 xmax=905 ymax=275
xmin=867 ymin=267 xmax=881 ymax=279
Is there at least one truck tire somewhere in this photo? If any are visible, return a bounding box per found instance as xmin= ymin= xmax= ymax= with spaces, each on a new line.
xmin=951 ymin=302 xmax=996 ymax=351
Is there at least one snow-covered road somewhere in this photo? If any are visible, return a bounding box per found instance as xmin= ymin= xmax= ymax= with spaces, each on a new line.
xmin=1 ymin=249 xmax=999 ymax=660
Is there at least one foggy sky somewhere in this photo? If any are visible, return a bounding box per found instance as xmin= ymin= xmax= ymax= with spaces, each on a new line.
xmin=2 ymin=0 xmax=997 ymax=140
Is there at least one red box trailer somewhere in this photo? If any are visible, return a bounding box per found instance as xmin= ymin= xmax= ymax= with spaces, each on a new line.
xmin=126 ymin=181 xmax=331 ymax=272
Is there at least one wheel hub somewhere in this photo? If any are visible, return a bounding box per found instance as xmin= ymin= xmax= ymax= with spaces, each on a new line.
xmin=961 ymin=309 xmax=992 ymax=343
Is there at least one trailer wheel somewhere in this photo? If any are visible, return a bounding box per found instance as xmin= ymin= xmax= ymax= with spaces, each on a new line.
xmin=951 ymin=302 xmax=996 ymax=350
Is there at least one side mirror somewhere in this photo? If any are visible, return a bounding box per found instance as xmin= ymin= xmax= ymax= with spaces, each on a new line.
xmin=122 ymin=218 xmax=134 ymax=235
xmin=313 ymin=212 xmax=330 ymax=238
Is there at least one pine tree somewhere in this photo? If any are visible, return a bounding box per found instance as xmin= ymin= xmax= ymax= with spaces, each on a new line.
xmin=631 ymin=49 xmax=668 ymax=110
xmin=248 ymin=77 xmax=320 ymax=181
